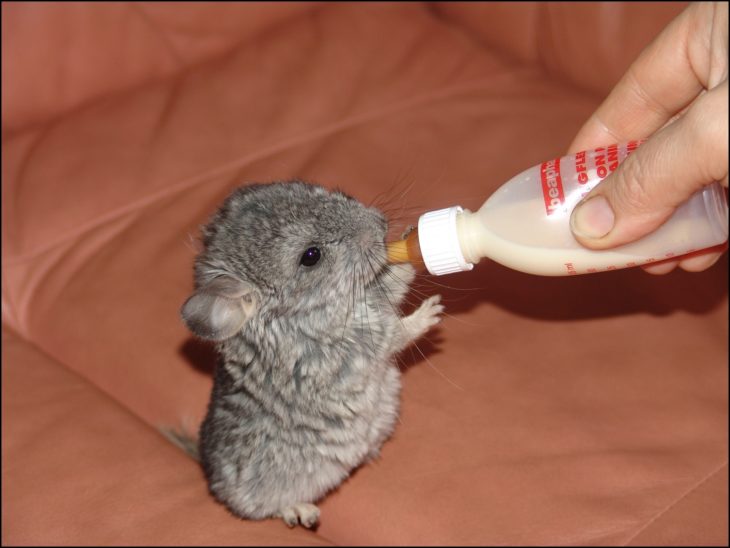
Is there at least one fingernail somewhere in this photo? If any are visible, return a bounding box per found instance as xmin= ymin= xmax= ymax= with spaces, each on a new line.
xmin=571 ymin=195 xmax=615 ymax=239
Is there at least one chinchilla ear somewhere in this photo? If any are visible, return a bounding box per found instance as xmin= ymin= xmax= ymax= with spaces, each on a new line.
xmin=180 ymin=275 xmax=258 ymax=341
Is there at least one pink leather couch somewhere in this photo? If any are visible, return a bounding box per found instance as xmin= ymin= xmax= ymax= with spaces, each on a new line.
xmin=3 ymin=2 xmax=727 ymax=545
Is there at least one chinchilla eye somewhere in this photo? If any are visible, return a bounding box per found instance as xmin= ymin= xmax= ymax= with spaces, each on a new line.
xmin=300 ymin=246 xmax=321 ymax=267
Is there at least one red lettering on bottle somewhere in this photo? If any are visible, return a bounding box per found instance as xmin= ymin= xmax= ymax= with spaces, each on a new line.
xmin=607 ymin=144 xmax=618 ymax=163
xmin=540 ymin=158 xmax=565 ymax=216
xmin=575 ymin=151 xmax=587 ymax=184
xmin=594 ymin=152 xmax=609 ymax=179
xmin=626 ymin=139 xmax=647 ymax=155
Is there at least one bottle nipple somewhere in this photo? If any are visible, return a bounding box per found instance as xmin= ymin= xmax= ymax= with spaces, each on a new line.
xmin=386 ymin=206 xmax=473 ymax=275
xmin=386 ymin=229 xmax=424 ymax=267
xmin=386 ymin=238 xmax=411 ymax=264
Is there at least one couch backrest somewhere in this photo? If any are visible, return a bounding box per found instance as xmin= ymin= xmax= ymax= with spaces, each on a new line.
xmin=3 ymin=2 xmax=687 ymax=135
xmin=432 ymin=2 xmax=687 ymax=96
xmin=1 ymin=2 xmax=324 ymax=134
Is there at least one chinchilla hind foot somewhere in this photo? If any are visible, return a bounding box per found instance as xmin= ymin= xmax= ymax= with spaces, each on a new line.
xmin=278 ymin=503 xmax=320 ymax=528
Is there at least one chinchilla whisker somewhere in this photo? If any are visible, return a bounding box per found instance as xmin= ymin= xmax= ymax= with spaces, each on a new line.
xmin=366 ymin=256 xmax=411 ymax=335
xmin=359 ymin=258 xmax=377 ymax=355
xmin=369 ymin=186 xmax=400 ymax=211
xmin=340 ymin=263 xmax=356 ymax=343
xmin=184 ymin=231 xmax=204 ymax=254
xmin=377 ymin=205 xmax=424 ymax=221
xmin=369 ymin=178 xmax=407 ymax=210
xmin=395 ymin=176 xmax=417 ymax=204
xmin=384 ymin=276 xmax=466 ymax=327
xmin=366 ymin=255 xmax=393 ymax=318
xmin=411 ymin=338 xmax=464 ymax=392
xmin=413 ymin=275 xmax=487 ymax=292
xmin=369 ymin=163 xmax=417 ymax=210
xmin=366 ymin=252 xmax=403 ymax=317
xmin=379 ymin=266 xmax=432 ymax=304
xmin=349 ymin=268 xmax=356 ymax=333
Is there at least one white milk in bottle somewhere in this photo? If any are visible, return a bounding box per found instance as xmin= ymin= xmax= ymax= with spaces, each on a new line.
xmin=387 ymin=141 xmax=728 ymax=276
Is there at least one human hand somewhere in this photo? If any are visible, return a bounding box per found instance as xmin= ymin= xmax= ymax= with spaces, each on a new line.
xmin=568 ymin=2 xmax=728 ymax=274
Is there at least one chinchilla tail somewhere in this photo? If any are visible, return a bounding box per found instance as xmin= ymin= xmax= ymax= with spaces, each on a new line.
xmin=159 ymin=424 xmax=201 ymax=462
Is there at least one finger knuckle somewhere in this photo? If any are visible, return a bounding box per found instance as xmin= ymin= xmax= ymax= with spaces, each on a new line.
xmin=613 ymin=155 xmax=654 ymax=213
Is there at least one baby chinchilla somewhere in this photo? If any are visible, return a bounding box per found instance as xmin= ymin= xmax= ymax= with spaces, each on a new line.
xmin=179 ymin=181 xmax=443 ymax=528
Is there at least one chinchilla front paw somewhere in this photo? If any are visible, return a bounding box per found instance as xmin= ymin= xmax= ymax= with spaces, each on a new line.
xmin=403 ymin=294 xmax=443 ymax=341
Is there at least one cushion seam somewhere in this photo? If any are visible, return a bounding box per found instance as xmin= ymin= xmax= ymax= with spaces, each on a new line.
xmin=621 ymin=459 xmax=729 ymax=546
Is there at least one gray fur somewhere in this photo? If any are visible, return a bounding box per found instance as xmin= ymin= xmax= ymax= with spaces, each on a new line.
xmin=179 ymin=181 xmax=442 ymax=528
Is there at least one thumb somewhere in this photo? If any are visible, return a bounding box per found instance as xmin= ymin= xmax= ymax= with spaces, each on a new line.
xmin=570 ymin=81 xmax=728 ymax=250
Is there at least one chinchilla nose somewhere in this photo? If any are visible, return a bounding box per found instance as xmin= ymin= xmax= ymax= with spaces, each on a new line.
xmin=366 ymin=207 xmax=388 ymax=233
xmin=357 ymin=225 xmax=387 ymax=256
xmin=353 ymin=224 xmax=371 ymax=245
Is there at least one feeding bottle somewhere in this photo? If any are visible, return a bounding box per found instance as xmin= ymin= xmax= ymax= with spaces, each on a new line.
xmin=386 ymin=141 xmax=728 ymax=276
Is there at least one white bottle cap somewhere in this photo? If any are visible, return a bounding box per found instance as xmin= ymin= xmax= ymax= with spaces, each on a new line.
xmin=418 ymin=206 xmax=474 ymax=276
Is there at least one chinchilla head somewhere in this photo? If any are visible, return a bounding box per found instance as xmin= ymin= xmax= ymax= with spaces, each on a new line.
xmin=181 ymin=181 xmax=388 ymax=341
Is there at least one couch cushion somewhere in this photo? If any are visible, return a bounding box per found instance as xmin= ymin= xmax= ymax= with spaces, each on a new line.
xmin=1 ymin=328 xmax=333 ymax=545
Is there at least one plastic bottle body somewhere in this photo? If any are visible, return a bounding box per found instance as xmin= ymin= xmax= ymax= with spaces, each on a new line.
xmin=387 ymin=141 xmax=729 ymax=276
xmin=455 ymin=141 xmax=728 ymax=276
